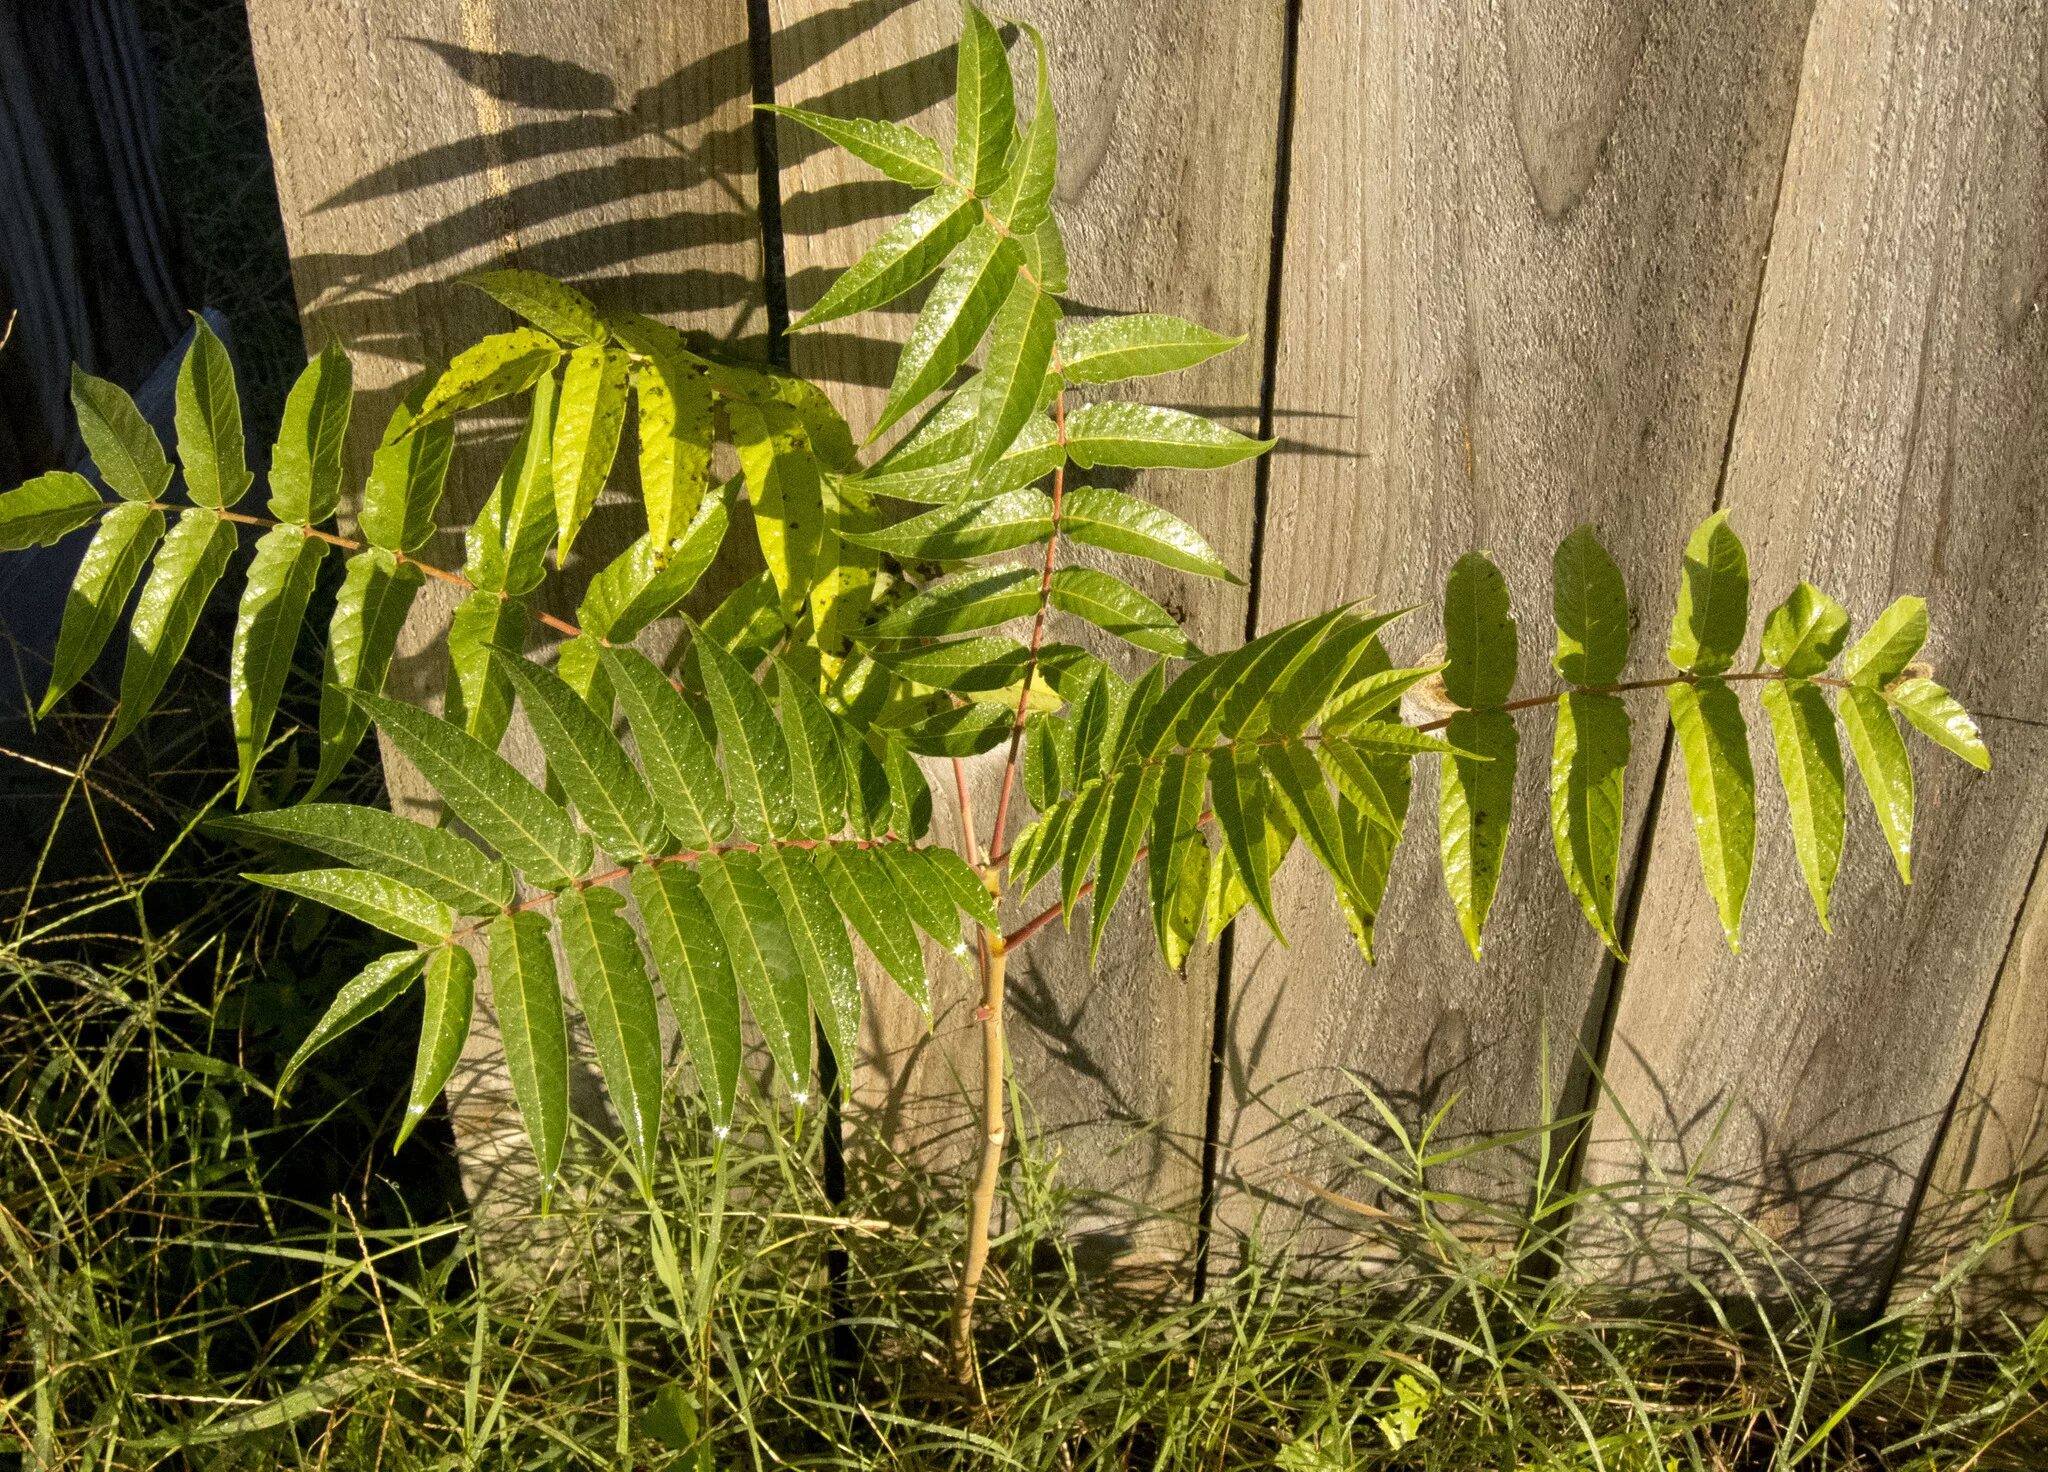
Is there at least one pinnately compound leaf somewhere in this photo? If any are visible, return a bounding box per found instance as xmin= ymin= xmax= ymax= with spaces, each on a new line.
xmin=313 ymin=549 xmax=425 ymax=795
xmin=246 ymin=867 xmax=454 ymax=946
xmin=1760 ymin=678 xmax=1845 ymax=929
xmin=279 ymin=949 xmax=426 ymax=1099
xmin=174 ymin=315 xmax=252 ymax=508
xmin=1761 ymin=582 xmax=1850 ymax=678
xmin=1839 ymin=684 xmax=1914 ymax=883
xmin=490 ymin=910 xmax=570 ymax=1203
xmin=215 ymin=802 xmax=514 ymax=914
xmin=1667 ymin=511 xmax=1750 ymax=677
xmin=269 ymin=340 xmax=352 ymax=524
xmin=632 ymin=863 xmax=744 ymax=1128
xmin=230 ymin=524 xmax=328 ymax=800
xmin=557 ymin=885 xmax=665 ymax=1180
xmin=112 ymin=508 xmax=238 ymax=748
xmin=1666 ymin=678 xmax=1755 ymax=951
xmin=41 ymin=501 xmax=163 ymax=717
xmin=1549 ymin=691 xmax=1630 ymax=957
xmin=401 ymin=944 xmax=475 ymax=1150
xmin=1442 ymin=551 xmax=1516 ymax=708
xmin=1439 ymin=710 xmax=1517 ymax=959
xmin=1551 ymin=525 xmax=1629 ymax=687
xmin=70 ymin=367 xmax=173 ymax=502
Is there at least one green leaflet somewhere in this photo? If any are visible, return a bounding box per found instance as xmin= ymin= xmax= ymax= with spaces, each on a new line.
xmin=1023 ymin=711 xmax=1066 ymax=811
xmin=1266 ymin=740 xmax=1355 ymax=911
xmin=1262 ymin=612 xmax=1403 ymax=737
xmin=1334 ymin=754 xmax=1410 ymax=961
xmin=313 ymin=549 xmax=424 ymax=794
xmin=414 ymin=329 xmax=561 ymax=429
xmin=1021 ymin=214 xmax=1068 ymax=294
xmin=889 ymin=701 xmax=1013 ymax=757
xmin=1210 ymin=743 xmax=1281 ymax=937
xmin=1439 ymin=710 xmax=1517 ymax=960
xmin=838 ymin=721 xmax=895 ymax=840
xmin=921 ymin=845 xmax=1001 ymax=931
xmin=1319 ymin=664 xmax=1443 ymax=734
xmin=730 ymin=398 xmax=824 ymax=620
xmin=1316 ymin=722 xmax=1458 ymax=760
xmin=842 ymin=489 xmax=1054 ymax=558
xmin=1551 ymin=525 xmax=1629 ymax=687
xmin=1059 ymin=487 xmax=1234 ymax=580
xmin=230 ymin=525 xmax=328 ymax=800
xmin=1667 ymin=511 xmax=1750 ymax=676
xmin=692 ymin=624 xmax=797 ymax=843
xmin=874 ymin=634 xmax=1032 ymax=693
xmin=247 ymin=867 xmax=454 ymax=945
xmin=1760 ymin=678 xmax=1845 ymax=929
xmin=554 ymin=635 xmax=612 ymax=717
xmin=71 ymin=367 xmax=173 ymax=501
xmin=1158 ymin=836 xmax=1209 ymax=971
xmin=1090 ymin=763 xmax=1163 ymax=959
xmin=352 ymin=691 xmax=592 ymax=887
xmin=1319 ymin=737 xmax=1408 ymax=838
xmin=1058 ymin=779 xmax=1114 ymax=921
xmin=440 ymin=589 xmax=520 ymax=756
xmin=869 ymin=378 xmax=984 ymax=474
xmin=578 ymin=492 xmax=729 ymax=644
xmin=464 ymin=269 xmax=607 ymax=345
xmin=1666 ymin=679 xmax=1755 ymax=951
xmin=876 ymin=842 xmax=970 ymax=967
xmin=41 ymin=501 xmax=163 ymax=716
xmin=174 ymin=315 xmax=251 ymax=508
xmin=1843 ymin=596 xmax=1928 ymax=687
xmin=1058 ymin=316 xmax=1242 ymax=386
xmin=1888 ymin=677 xmax=1989 ymax=771
xmin=401 ymin=944 xmax=475 ymax=1150
xmin=631 ymin=863 xmax=743 ymax=1128
xmin=0 ymin=470 xmax=104 ymax=548
xmin=758 ymin=846 xmax=861 ymax=1083
xmin=465 ymin=374 xmax=559 ymax=595
xmin=603 ymin=646 xmax=733 ymax=848
xmin=1049 ymin=567 xmax=1198 ymax=656
xmin=112 ymin=508 xmax=237 ymax=748
xmin=1063 ymin=402 xmax=1273 ymax=470
xmin=865 ymin=563 xmax=1039 ymax=640
xmin=1761 ymin=582 xmax=1850 ymax=678
xmin=776 ymin=661 xmax=850 ymax=839
xmin=883 ymin=738 xmax=934 ymax=838
xmin=973 ymin=276 xmax=1059 ymax=475
xmin=763 ymin=106 xmax=948 ymax=189
xmin=697 ymin=851 xmax=813 ymax=1095
xmin=1148 ymin=749 xmax=1212 ymax=965
xmin=791 ymin=187 xmax=980 ymax=330
xmin=556 ymin=885 xmax=665 ymax=1179
xmin=493 ymin=650 xmax=663 ymax=860
xmin=633 ymin=351 xmax=715 ymax=548
xmin=215 ymin=802 xmax=513 ymax=914
xmin=875 ymin=224 xmax=1021 ymax=442
xmin=988 ymin=18 xmax=1055 ymax=233
xmin=359 ymin=387 xmax=454 ymax=553
xmin=552 ymin=343 xmax=631 ymax=562
xmin=269 ymin=340 xmax=352 ymax=524
xmin=953 ymin=1 xmax=1015 ymax=193
xmin=1549 ymin=691 xmax=1630 ymax=958
xmin=817 ymin=848 xmax=930 ymax=1013
xmin=1839 ymin=685 xmax=1914 ymax=883
xmin=490 ymin=910 xmax=570 ymax=1203
xmin=278 ymin=949 xmax=426 ymax=1098
xmin=1443 ymin=551 xmax=1516 ymax=707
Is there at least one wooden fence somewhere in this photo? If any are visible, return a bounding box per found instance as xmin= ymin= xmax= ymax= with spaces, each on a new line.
xmin=243 ymin=0 xmax=2048 ymax=1308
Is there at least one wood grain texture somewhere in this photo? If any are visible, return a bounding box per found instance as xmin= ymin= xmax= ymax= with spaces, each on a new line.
xmin=1582 ymin=0 xmax=2048 ymax=1304
xmin=247 ymin=0 xmax=762 ymax=1227
xmin=766 ymin=0 xmax=1284 ymax=1272
xmin=1212 ymin=0 xmax=1816 ymax=1262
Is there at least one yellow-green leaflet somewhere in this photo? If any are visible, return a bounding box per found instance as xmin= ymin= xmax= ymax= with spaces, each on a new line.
xmin=0 ymin=470 xmax=103 ymax=548
xmin=174 ymin=314 xmax=252 ymax=508
xmin=1551 ymin=525 xmax=1629 ymax=686
xmin=1666 ymin=679 xmax=1755 ymax=951
xmin=268 ymin=339 xmax=352 ymax=523
xmin=230 ymin=524 xmax=328 ymax=801
xmin=1760 ymin=678 xmax=1845 ymax=929
xmin=1439 ymin=710 xmax=1517 ymax=959
xmin=1666 ymin=511 xmax=1749 ymax=677
xmin=952 ymin=1 xmax=1015 ymax=191
xmin=112 ymin=509 xmax=238 ymax=748
xmin=70 ymin=366 xmax=173 ymax=501
xmin=730 ymin=397 xmax=823 ymax=619
xmin=401 ymin=944 xmax=475 ymax=1150
xmin=442 ymin=586 xmax=523 ymax=753
xmin=414 ymin=327 xmax=560 ymax=429
xmin=551 ymin=343 xmax=630 ymax=561
xmin=1549 ymin=691 xmax=1630 ymax=958
xmin=465 ymin=269 xmax=607 ymax=345
xmin=633 ymin=351 xmax=714 ymax=548
xmin=41 ymin=501 xmax=163 ymax=716
xmin=1839 ymin=684 xmax=1914 ymax=883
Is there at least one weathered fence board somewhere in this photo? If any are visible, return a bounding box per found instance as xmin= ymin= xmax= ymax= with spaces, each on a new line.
xmin=1209 ymin=0 xmax=1815 ymax=1260
xmin=766 ymin=0 xmax=1284 ymax=1270
xmin=1583 ymin=0 xmax=2048 ymax=1302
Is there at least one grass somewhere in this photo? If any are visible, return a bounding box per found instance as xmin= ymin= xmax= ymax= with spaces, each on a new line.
xmin=2 ymin=724 xmax=2045 ymax=1469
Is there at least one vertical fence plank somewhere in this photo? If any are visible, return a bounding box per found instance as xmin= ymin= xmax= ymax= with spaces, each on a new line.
xmin=1212 ymin=0 xmax=1815 ymax=1260
xmin=1584 ymin=0 xmax=2048 ymax=1301
xmin=247 ymin=0 xmax=763 ymax=1228
xmin=766 ymin=0 xmax=1284 ymax=1272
